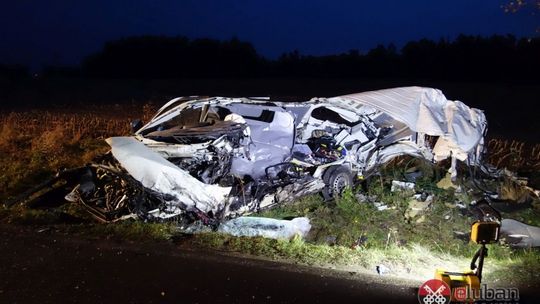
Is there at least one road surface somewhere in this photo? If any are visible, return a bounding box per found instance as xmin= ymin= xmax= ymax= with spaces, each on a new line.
xmin=0 ymin=225 xmax=534 ymax=303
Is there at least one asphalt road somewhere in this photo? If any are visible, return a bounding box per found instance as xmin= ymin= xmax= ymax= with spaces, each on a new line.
xmin=0 ymin=225 xmax=535 ymax=304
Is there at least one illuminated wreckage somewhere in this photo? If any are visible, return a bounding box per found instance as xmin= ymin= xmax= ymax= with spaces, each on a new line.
xmin=18 ymin=87 xmax=488 ymax=227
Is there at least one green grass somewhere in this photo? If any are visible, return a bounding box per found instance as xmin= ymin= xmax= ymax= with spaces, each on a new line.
xmin=190 ymin=233 xmax=356 ymax=265
xmin=258 ymin=184 xmax=476 ymax=255
xmin=0 ymin=204 xmax=65 ymax=225
xmin=502 ymin=207 xmax=540 ymax=227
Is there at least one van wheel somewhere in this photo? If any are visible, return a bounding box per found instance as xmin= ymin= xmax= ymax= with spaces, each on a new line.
xmin=322 ymin=166 xmax=353 ymax=200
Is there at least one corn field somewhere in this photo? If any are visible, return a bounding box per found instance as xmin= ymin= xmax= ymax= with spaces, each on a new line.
xmin=0 ymin=103 xmax=158 ymax=141
xmin=486 ymin=139 xmax=540 ymax=172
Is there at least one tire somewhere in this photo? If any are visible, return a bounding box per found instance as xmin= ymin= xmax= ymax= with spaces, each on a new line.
xmin=321 ymin=166 xmax=353 ymax=200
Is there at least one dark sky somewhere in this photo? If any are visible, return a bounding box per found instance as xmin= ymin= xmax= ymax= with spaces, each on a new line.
xmin=1 ymin=0 xmax=537 ymax=70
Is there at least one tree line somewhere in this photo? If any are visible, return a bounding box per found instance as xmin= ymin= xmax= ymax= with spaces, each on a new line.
xmin=2 ymin=34 xmax=539 ymax=81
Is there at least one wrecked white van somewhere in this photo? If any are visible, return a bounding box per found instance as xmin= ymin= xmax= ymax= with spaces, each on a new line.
xmin=58 ymin=86 xmax=487 ymax=223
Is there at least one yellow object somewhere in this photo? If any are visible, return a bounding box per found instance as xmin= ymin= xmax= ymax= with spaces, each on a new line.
xmin=470 ymin=221 xmax=500 ymax=244
xmin=432 ymin=221 xmax=499 ymax=301
xmin=436 ymin=173 xmax=457 ymax=190
xmin=435 ymin=269 xmax=480 ymax=301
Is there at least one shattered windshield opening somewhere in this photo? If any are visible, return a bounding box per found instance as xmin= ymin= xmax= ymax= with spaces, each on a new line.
xmin=311 ymin=106 xmax=356 ymax=127
xmin=141 ymin=105 xmax=246 ymax=144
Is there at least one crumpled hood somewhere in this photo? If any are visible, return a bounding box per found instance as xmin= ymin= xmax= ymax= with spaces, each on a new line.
xmin=106 ymin=137 xmax=231 ymax=215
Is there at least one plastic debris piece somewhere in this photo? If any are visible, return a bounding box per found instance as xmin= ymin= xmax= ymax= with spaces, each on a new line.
xmin=406 ymin=199 xmax=431 ymax=218
xmin=500 ymin=219 xmax=540 ymax=248
xmin=218 ymin=217 xmax=311 ymax=240
xmin=391 ymin=180 xmax=415 ymax=192
xmin=376 ymin=264 xmax=391 ymax=275
xmin=373 ymin=202 xmax=389 ymax=211
xmin=436 ymin=173 xmax=457 ymax=190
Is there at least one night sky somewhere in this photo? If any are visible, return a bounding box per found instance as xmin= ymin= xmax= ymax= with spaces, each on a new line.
xmin=1 ymin=0 xmax=537 ymax=70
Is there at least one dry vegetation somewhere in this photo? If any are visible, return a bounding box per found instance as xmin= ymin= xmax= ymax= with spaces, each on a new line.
xmin=0 ymin=103 xmax=157 ymax=200
xmin=486 ymin=139 xmax=540 ymax=172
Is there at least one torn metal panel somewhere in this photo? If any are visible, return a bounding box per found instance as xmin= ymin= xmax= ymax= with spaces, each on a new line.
xmin=274 ymin=176 xmax=326 ymax=204
xmin=106 ymin=136 xmax=231 ymax=217
xmin=137 ymin=137 xmax=212 ymax=158
xmin=328 ymin=87 xmax=487 ymax=163
xmin=364 ymin=141 xmax=434 ymax=175
xmin=230 ymin=108 xmax=295 ymax=179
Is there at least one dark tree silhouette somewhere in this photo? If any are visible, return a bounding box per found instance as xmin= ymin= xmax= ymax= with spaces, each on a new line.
xmin=82 ymin=36 xmax=263 ymax=78
xmin=0 ymin=64 xmax=29 ymax=80
xmin=65 ymin=34 xmax=540 ymax=81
